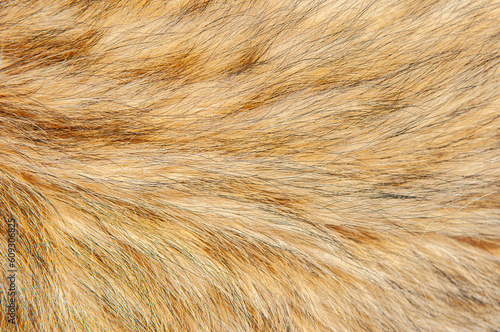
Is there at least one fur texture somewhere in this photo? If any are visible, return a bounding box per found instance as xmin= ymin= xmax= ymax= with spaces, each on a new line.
xmin=1 ymin=0 xmax=499 ymax=331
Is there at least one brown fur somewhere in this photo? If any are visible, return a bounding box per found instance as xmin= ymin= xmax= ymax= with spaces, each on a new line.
xmin=1 ymin=0 xmax=499 ymax=331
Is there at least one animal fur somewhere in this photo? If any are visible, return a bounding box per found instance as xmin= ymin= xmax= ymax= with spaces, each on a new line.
xmin=0 ymin=0 xmax=499 ymax=331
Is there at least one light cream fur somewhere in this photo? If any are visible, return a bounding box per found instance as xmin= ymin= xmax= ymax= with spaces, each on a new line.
xmin=0 ymin=0 xmax=499 ymax=331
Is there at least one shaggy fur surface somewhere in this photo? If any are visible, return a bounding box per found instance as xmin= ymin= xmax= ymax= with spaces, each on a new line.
xmin=1 ymin=0 xmax=499 ymax=331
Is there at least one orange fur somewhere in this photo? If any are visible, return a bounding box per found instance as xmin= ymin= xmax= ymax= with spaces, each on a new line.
xmin=0 ymin=0 xmax=499 ymax=331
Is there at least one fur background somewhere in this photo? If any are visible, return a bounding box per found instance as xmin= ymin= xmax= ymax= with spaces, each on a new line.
xmin=0 ymin=0 xmax=499 ymax=331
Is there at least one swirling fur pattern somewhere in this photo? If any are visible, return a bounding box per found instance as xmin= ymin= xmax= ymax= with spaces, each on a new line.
xmin=0 ymin=0 xmax=499 ymax=331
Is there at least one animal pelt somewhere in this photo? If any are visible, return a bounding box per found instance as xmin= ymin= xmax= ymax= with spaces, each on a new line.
xmin=0 ymin=0 xmax=499 ymax=331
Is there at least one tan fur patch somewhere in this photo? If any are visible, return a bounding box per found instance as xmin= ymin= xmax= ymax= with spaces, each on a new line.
xmin=0 ymin=0 xmax=499 ymax=331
